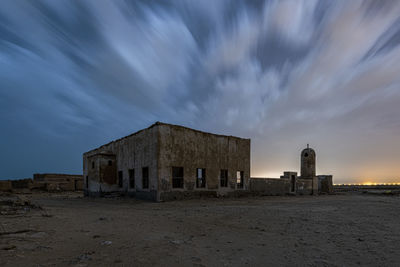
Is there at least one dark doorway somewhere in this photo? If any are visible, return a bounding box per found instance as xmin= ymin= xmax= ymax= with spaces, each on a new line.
xmin=118 ymin=171 xmax=123 ymax=187
xmin=291 ymin=175 xmax=296 ymax=192
xmin=85 ymin=176 xmax=88 ymax=189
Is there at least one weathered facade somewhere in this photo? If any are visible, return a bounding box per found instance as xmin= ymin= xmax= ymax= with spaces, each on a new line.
xmin=83 ymin=122 xmax=251 ymax=201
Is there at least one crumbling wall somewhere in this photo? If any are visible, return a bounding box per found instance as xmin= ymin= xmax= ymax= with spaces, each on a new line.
xmin=157 ymin=123 xmax=250 ymax=201
xmin=83 ymin=124 xmax=158 ymax=200
xmin=296 ymin=178 xmax=315 ymax=195
xmin=318 ymin=175 xmax=333 ymax=194
xmin=32 ymin=173 xmax=83 ymax=192
xmin=249 ymin=178 xmax=291 ymax=195
xmin=11 ymin=179 xmax=32 ymax=189
xmin=0 ymin=180 xmax=12 ymax=192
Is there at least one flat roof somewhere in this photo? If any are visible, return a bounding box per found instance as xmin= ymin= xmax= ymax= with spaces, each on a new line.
xmin=84 ymin=121 xmax=250 ymax=155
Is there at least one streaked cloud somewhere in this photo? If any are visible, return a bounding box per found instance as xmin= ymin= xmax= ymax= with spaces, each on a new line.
xmin=1 ymin=0 xmax=400 ymax=183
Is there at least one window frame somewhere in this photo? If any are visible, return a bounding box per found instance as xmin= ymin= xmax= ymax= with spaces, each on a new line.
xmin=196 ymin=168 xmax=206 ymax=188
xmin=129 ymin=169 xmax=135 ymax=189
xmin=236 ymin=170 xmax=244 ymax=189
xmin=172 ymin=167 xmax=184 ymax=189
xmin=118 ymin=170 xmax=123 ymax=188
xmin=220 ymin=169 xmax=228 ymax=187
xmin=142 ymin=167 xmax=149 ymax=189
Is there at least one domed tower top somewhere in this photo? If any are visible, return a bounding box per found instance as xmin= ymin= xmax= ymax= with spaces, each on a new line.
xmin=300 ymin=144 xmax=316 ymax=179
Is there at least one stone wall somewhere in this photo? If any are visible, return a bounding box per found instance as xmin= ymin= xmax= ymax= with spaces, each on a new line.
xmin=296 ymin=178 xmax=315 ymax=195
xmin=33 ymin=173 xmax=83 ymax=191
xmin=249 ymin=178 xmax=291 ymax=195
xmin=157 ymin=123 xmax=250 ymax=201
xmin=83 ymin=123 xmax=159 ymax=200
xmin=0 ymin=180 xmax=12 ymax=192
xmin=318 ymin=175 xmax=333 ymax=194
xmin=250 ymin=176 xmax=316 ymax=196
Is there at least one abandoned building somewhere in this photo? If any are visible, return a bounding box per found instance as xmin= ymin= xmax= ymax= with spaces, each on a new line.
xmin=249 ymin=144 xmax=333 ymax=195
xmin=83 ymin=122 xmax=250 ymax=201
xmin=83 ymin=122 xmax=333 ymax=201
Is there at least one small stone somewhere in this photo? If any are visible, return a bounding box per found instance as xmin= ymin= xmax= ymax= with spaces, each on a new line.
xmin=101 ymin=240 xmax=112 ymax=246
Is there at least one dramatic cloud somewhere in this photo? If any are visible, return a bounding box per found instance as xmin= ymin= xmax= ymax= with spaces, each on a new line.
xmin=1 ymin=0 xmax=400 ymax=183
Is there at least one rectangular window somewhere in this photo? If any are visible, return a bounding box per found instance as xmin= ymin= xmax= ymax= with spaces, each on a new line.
xmin=220 ymin=169 xmax=228 ymax=187
xmin=172 ymin=167 xmax=184 ymax=188
xmin=85 ymin=176 xmax=88 ymax=189
xmin=129 ymin=169 xmax=135 ymax=189
xmin=142 ymin=167 xmax=149 ymax=189
xmin=236 ymin=171 xmax=244 ymax=189
xmin=118 ymin=171 xmax=123 ymax=187
xmin=196 ymin=168 xmax=206 ymax=188
xmin=92 ymin=161 xmax=95 ymax=169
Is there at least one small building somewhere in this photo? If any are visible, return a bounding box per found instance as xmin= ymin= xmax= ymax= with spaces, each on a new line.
xmin=249 ymin=144 xmax=331 ymax=195
xmin=83 ymin=122 xmax=250 ymax=201
xmin=33 ymin=173 xmax=83 ymax=191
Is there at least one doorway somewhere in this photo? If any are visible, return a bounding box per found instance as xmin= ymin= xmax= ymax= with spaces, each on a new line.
xmin=291 ymin=175 xmax=296 ymax=192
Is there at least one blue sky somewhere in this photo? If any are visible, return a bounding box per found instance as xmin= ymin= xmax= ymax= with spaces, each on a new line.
xmin=1 ymin=0 xmax=400 ymax=183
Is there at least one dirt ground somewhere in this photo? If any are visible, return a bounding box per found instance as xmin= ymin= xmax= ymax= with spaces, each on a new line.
xmin=1 ymin=192 xmax=399 ymax=267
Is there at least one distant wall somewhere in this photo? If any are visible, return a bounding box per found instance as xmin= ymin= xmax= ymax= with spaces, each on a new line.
xmin=0 ymin=174 xmax=83 ymax=192
xmin=0 ymin=180 xmax=12 ymax=191
xmin=33 ymin=173 xmax=83 ymax=191
xmin=250 ymin=177 xmax=316 ymax=196
xmin=11 ymin=179 xmax=33 ymax=189
xmin=250 ymin=178 xmax=291 ymax=195
xmin=33 ymin=173 xmax=83 ymax=182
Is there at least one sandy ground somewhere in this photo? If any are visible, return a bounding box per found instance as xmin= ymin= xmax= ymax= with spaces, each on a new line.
xmin=1 ymin=192 xmax=399 ymax=267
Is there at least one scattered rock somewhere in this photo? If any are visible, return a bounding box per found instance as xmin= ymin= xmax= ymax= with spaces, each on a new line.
xmin=1 ymin=244 xmax=16 ymax=250
xmin=101 ymin=240 xmax=112 ymax=246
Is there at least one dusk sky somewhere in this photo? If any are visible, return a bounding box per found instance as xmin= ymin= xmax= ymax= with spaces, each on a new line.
xmin=1 ymin=0 xmax=400 ymax=184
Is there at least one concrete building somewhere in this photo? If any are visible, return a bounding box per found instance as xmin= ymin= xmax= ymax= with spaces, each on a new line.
xmin=83 ymin=122 xmax=250 ymax=201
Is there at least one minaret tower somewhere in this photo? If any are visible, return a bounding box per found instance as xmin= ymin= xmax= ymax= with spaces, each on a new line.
xmin=300 ymin=144 xmax=316 ymax=179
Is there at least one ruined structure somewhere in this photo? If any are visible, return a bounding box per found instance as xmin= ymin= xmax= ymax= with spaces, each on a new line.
xmin=83 ymin=122 xmax=250 ymax=201
xmin=33 ymin=173 xmax=83 ymax=191
xmin=249 ymin=144 xmax=331 ymax=195
xmin=0 ymin=174 xmax=83 ymax=192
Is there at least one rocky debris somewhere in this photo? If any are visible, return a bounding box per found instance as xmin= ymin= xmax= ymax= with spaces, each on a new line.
xmin=0 ymin=195 xmax=41 ymax=215
xmin=101 ymin=240 xmax=112 ymax=246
